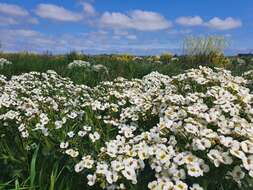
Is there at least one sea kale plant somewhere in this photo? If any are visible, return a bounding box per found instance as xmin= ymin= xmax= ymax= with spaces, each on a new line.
xmin=1 ymin=66 xmax=253 ymax=190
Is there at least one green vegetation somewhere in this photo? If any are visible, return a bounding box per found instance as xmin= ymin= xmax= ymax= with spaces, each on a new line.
xmin=1 ymin=36 xmax=253 ymax=190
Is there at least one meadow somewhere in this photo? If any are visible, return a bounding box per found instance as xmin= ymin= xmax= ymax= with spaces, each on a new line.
xmin=1 ymin=48 xmax=253 ymax=190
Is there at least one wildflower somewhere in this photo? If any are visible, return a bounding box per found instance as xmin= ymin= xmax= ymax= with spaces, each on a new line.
xmin=242 ymin=155 xmax=253 ymax=170
xmin=229 ymin=166 xmax=245 ymax=182
xmin=174 ymin=181 xmax=188 ymax=190
xmin=78 ymin=130 xmax=87 ymax=137
xmin=122 ymin=167 xmax=137 ymax=183
xmin=187 ymin=164 xmax=203 ymax=177
xmin=67 ymin=131 xmax=75 ymax=138
xmin=87 ymin=174 xmax=96 ymax=186
xmin=190 ymin=184 xmax=204 ymax=190
xmin=241 ymin=140 xmax=253 ymax=153
xmin=65 ymin=149 xmax=79 ymax=158
xmin=55 ymin=120 xmax=63 ymax=129
xmin=60 ymin=142 xmax=69 ymax=149
xmin=148 ymin=181 xmax=159 ymax=190
xmin=89 ymin=131 xmax=100 ymax=142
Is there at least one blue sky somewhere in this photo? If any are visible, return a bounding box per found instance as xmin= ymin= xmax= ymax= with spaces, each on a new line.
xmin=0 ymin=0 xmax=253 ymax=55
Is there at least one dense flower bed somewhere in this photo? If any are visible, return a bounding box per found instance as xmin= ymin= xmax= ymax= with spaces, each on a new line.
xmin=1 ymin=67 xmax=253 ymax=189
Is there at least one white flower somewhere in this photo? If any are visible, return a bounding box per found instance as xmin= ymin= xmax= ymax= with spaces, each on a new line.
xmin=138 ymin=147 xmax=149 ymax=160
xmin=241 ymin=140 xmax=253 ymax=153
xmin=190 ymin=184 xmax=204 ymax=190
xmin=67 ymin=131 xmax=75 ymax=138
xmin=21 ymin=131 xmax=29 ymax=138
xmin=229 ymin=166 xmax=245 ymax=182
xmin=230 ymin=149 xmax=246 ymax=160
xmin=148 ymin=181 xmax=159 ymax=190
xmin=78 ymin=130 xmax=87 ymax=137
xmin=87 ymin=174 xmax=96 ymax=186
xmin=55 ymin=120 xmax=63 ymax=129
xmin=68 ymin=112 xmax=77 ymax=119
xmin=83 ymin=125 xmax=92 ymax=131
xmin=207 ymin=149 xmax=222 ymax=167
xmin=184 ymin=123 xmax=199 ymax=134
xmin=174 ymin=181 xmax=188 ymax=190
xmin=89 ymin=131 xmax=100 ymax=142
xmin=111 ymin=160 xmax=124 ymax=172
xmin=65 ymin=149 xmax=79 ymax=158
xmin=156 ymin=150 xmax=170 ymax=164
xmin=18 ymin=124 xmax=25 ymax=132
xmin=192 ymin=138 xmax=211 ymax=151
xmin=184 ymin=154 xmax=196 ymax=165
xmin=122 ymin=167 xmax=137 ymax=184
xmin=187 ymin=164 xmax=203 ymax=177
xmin=242 ymin=155 xmax=253 ymax=170
xmin=60 ymin=142 xmax=69 ymax=149
xmin=82 ymin=155 xmax=94 ymax=169
xmin=74 ymin=162 xmax=85 ymax=173
xmin=96 ymin=163 xmax=108 ymax=174
xmin=173 ymin=153 xmax=186 ymax=165
xmin=105 ymin=171 xmax=118 ymax=184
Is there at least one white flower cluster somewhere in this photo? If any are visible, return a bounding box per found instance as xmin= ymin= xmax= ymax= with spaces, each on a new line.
xmin=0 ymin=70 xmax=91 ymax=143
xmin=1 ymin=66 xmax=253 ymax=189
xmin=67 ymin=60 xmax=108 ymax=74
xmin=68 ymin=60 xmax=91 ymax=69
xmin=243 ymin=70 xmax=253 ymax=84
xmin=0 ymin=58 xmax=12 ymax=69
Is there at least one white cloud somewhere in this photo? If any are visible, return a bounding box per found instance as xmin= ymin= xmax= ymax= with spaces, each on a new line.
xmin=28 ymin=17 xmax=39 ymax=24
xmin=0 ymin=16 xmax=18 ymax=25
xmin=35 ymin=4 xmax=83 ymax=22
xmin=0 ymin=29 xmax=57 ymax=52
xmin=6 ymin=29 xmax=40 ymax=37
xmin=167 ymin=29 xmax=192 ymax=35
xmin=176 ymin=16 xmax=203 ymax=26
xmin=112 ymin=30 xmax=137 ymax=40
xmin=114 ymin=30 xmax=129 ymax=36
xmin=113 ymin=35 xmax=121 ymax=40
xmin=206 ymin=17 xmax=242 ymax=30
xmin=0 ymin=3 xmax=29 ymax=17
xmin=0 ymin=28 xmax=179 ymax=55
xmin=0 ymin=15 xmax=38 ymax=26
xmin=100 ymin=10 xmax=172 ymax=31
xmin=175 ymin=15 xmax=242 ymax=30
xmin=82 ymin=2 xmax=96 ymax=16
xmin=0 ymin=3 xmax=38 ymax=25
xmin=126 ymin=35 xmax=137 ymax=40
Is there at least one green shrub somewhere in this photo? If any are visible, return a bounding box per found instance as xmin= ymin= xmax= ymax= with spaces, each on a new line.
xmin=182 ymin=36 xmax=230 ymax=68
xmin=160 ymin=52 xmax=173 ymax=64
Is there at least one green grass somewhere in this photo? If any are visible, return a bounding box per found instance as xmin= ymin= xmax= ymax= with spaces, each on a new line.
xmin=0 ymin=52 xmax=187 ymax=86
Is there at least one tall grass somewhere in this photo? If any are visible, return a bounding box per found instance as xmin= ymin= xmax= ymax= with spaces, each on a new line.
xmin=0 ymin=52 xmax=185 ymax=86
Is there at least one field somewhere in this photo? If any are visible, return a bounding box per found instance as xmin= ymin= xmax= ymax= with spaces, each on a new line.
xmin=1 ymin=52 xmax=253 ymax=190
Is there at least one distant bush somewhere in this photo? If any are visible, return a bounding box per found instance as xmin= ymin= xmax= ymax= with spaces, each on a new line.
xmin=182 ymin=36 xmax=230 ymax=68
xmin=160 ymin=52 xmax=173 ymax=64
xmin=114 ymin=54 xmax=134 ymax=62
